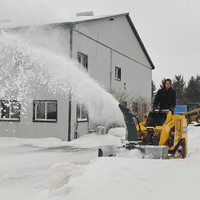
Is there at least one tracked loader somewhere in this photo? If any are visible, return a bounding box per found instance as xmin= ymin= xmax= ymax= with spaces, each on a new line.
xmin=98 ymin=104 xmax=188 ymax=159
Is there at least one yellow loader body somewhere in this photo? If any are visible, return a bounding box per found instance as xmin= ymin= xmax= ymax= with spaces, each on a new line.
xmin=184 ymin=108 xmax=200 ymax=123
xmin=136 ymin=111 xmax=188 ymax=159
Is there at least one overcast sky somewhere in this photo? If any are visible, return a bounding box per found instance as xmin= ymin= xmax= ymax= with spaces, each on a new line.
xmin=0 ymin=0 xmax=199 ymax=88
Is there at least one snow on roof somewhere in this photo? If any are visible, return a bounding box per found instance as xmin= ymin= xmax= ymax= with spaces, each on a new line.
xmin=0 ymin=13 xmax=128 ymax=29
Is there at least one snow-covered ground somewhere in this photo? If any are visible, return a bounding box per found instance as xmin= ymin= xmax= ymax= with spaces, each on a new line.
xmin=0 ymin=131 xmax=124 ymax=200
xmin=0 ymin=138 xmax=96 ymax=200
xmin=0 ymin=125 xmax=200 ymax=200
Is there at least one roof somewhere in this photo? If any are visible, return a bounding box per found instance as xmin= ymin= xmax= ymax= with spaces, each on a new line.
xmin=125 ymin=14 xmax=155 ymax=70
xmin=0 ymin=13 xmax=155 ymax=69
xmin=0 ymin=13 xmax=126 ymax=29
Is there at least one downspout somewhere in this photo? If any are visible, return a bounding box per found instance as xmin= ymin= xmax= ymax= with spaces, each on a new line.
xmin=68 ymin=25 xmax=73 ymax=141
xmin=110 ymin=49 xmax=113 ymax=92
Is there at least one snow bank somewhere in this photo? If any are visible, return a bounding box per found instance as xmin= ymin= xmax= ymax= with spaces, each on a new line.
xmin=49 ymin=151 xmax=200 ymax=200
xmin=188 ymin=125 xmax=200 ymax=152
xmin=0 ymin=125 xmax=198 ymax=150
xmin=0 ymin=132 xmax=123 ymax=149
xmin=49 ymin=163 xmax=85 ymax=193
xmin=67 ymin=133 xmax=123 ymax=148
xmin=0 ymin=125 xmax=199 ymax=200
xmin=47 ymin=125 xmax=200 ymax=200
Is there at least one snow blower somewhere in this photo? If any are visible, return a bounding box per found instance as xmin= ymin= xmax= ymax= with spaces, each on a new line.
xmin=98 ymin=104 xmax=188 ymax=159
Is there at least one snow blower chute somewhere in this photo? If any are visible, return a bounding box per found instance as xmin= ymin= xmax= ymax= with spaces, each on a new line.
xmin=98 ymin=104 xmax=188 ymax=159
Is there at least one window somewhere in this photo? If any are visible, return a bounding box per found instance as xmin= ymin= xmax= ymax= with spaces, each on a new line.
xmin=115 ymin=67 xmax=121 ymax=81
xmin=0 ymin=100 xmax=20 ymax=121
xmin=121 ymin=101 xmax=127 ymax=108
xmin=33 ymin=100 xmax=57 ymax=122
xmin=77 ymin=52 xmax=88 ymax=70
xmin=132 ymin=102 xmax=138 ymax=113
xmin=187 ymin=104 xmax=199 ymax=111
xmin=77 ymin=104 xmax=88 ymax=121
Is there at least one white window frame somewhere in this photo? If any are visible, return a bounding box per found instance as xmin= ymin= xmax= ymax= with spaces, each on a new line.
xmin=0 ymin=100 xmax=20 ymax=122
xmin=33 ymin=100 xmax=57 ymax=122
xmin=77 ymin=104 xmax=88 ymax=122
xmin=115 ymin=67 xmax=121 ymax=81
xmin=77 ymin=52 xmax=88 ymax=70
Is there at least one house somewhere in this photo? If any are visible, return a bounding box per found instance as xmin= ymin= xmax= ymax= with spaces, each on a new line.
xmin=0 ymin=13 xmax=155 ymax=140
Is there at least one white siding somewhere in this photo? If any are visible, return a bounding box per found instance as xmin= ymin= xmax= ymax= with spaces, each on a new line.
xmin=112 ymin=51 xmax=152 ymax=99
xmin=73 ymin=15 xmax=152 ymax=99
xmin=0 ymin=95 xmax=69 ymax=140
xmin=0 ymin=14 xmax=153 ymax=139
xmin=73 ymin=33 xmax=111 ymax=89
xmin=75 ymin=15 xmax=152 ymax=69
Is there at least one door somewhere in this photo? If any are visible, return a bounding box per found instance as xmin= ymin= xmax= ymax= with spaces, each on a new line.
xmin=74 ymin=104 xmax=89 ymax=139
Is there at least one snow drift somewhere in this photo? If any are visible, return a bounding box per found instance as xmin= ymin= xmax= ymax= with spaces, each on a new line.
xmin=48 ymin=125 xmax=200 ymax=200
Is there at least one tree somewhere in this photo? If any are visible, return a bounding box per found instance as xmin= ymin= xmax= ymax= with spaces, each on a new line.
xmin=152 ymin=80 xmax=156 ymax=102
xmin=110 ymin=88 xmax=151 ymax=122
xmin=110 ymin=88 xmax=135 ymax=110
xmin=159 ymin=78 xmax=166 ymax=89
xmin=185 ymin=75 xmax=200 ymax=103
xmin=195 ymin=75 xmax=200 ymax=102
xmin=172 ymin=75 xmax=186 ymax=104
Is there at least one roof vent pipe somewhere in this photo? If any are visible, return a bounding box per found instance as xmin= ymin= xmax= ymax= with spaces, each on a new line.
xmin=76 ymin=11 xmax=94 ymax=17
xmin=0 ymin=19 xmax=11 ymax=23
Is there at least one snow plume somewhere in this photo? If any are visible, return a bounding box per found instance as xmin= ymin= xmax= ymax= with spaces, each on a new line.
xmin=0 ymin=30 xmax=125 ymax=126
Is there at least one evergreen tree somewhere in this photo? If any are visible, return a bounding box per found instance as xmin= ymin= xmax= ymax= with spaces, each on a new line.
xmin=159 ymin=78 xmax=166 ymax=89
xmin=152 ymin=80 xmax=156 ymax=102
xmin=195 ymin=75 xmax=200 ymax=102
xmin=172 ymin=75 xmax=186 ymax=104
xmin=185 ymin=76 xmax=200 ymax=103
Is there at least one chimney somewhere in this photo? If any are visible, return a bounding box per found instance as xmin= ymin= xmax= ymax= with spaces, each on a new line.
xmin=76 ymin=11 xmax=94 ymax=17
xmin=0 ymin=19 xmax=11 ymax=23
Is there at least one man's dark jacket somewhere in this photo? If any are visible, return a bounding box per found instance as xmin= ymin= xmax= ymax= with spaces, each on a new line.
xmin=153 ymin=86 xmax=177 ymax=111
